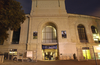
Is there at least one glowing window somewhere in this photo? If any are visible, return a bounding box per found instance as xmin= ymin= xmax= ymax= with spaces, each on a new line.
xmin=91 ymin=26 xmax=99 ymax=43
xmin=82 ymin=50 xmax=91 ymax=59
xmin=91 ymin=26 xmax=98 ymax=34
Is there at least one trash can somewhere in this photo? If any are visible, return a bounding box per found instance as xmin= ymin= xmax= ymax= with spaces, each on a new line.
xmin=0 ymin=54 xmax=4 ymax=63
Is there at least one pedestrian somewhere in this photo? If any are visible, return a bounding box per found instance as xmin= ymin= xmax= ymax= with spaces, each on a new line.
xmin=73 ymin=53 xmax=76 ymax=60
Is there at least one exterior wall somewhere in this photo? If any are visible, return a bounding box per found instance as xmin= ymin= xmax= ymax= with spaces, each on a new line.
xmin=28 ymin=16 xmax=73 ymax=60
xmin=27 ymin=14 xmax=100 ymax=60
xmin=68 ymin=14 xmax=100 ymax=60
xmin=30 ymin=0 xmax=67 ymax=16
xmin=0 ymin=0 xmax=100 ymax=61
xmin=68 ymin=14 xmax=96 ymax=44
xmin=0 ymin=15 xmax=29 ymax=54
xmin=0 ymin=14 xmax=100 ymax=60
xmin=29 ymin=0 xmax=71 ymax=60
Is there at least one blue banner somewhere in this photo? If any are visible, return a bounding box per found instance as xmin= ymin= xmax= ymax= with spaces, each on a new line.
xmin=42 ymin=45 xmax=57 ymax=49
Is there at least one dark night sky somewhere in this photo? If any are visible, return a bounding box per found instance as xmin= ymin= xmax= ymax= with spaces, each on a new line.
xmin=16 ymin=0 xmax=100 ymax=17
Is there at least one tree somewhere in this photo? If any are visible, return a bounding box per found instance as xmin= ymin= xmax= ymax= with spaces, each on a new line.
xmin=0 ymin=0 xmax=25 ymax=45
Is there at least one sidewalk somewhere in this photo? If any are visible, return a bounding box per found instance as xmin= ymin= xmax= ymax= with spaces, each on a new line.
xmin=0 ymin=60 xmax=100 ymax=65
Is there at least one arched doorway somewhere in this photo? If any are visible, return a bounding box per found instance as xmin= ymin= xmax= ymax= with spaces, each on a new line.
xmin=42 ymin=22 xmax=58 ymax=60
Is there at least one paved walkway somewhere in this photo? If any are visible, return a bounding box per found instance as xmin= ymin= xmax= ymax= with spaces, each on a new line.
xmin=0 ymin=60 xmax=100 ymax=65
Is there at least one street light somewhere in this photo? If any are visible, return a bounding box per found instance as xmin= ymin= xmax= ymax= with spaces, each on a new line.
xmin=93 ymin=46 xmax=98 ymax=65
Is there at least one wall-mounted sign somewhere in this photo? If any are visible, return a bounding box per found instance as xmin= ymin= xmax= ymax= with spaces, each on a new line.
xmin=42 ymin=45 xmax=57 ymax=49
xmin=33 ymin=31 xmax=37 ymax=39
xmin=27 ymin=51 xmax=33 ymax=57
xmin=61 ymin=31 xmax=67 ymax=38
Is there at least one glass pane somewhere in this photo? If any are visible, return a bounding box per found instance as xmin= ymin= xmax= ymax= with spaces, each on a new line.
xmin=49 ymin=33 xmax=52 ymax=39
xmin=82 ymin=50 xmax=91 ymax=59
xmin=12 ymin=27 xmax=20 ymax=44
xmin=42 ymin=33 xmax=46 ymax=39
xmin=77 ymin=24 xmax=88 ymax=42
xmin=42 ymin=25 xmax=57 ymax=43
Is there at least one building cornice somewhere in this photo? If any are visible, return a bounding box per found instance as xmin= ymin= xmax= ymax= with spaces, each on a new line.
xmin=68 ymin=13 xmax=100 ymax=20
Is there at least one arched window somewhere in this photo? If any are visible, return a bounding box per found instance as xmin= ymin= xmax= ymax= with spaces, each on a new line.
xmin=12 ymin=27 xmax=21 ymax=44
xmin=42 ymin=26 xmax=57 ymax=43
xmin=91 ymin=26 xmax=99 ymax=43
xmin=77 ymin=24 xmax=88 ymax=42
xmin=91 ymin=26 xmax=98 ymax=34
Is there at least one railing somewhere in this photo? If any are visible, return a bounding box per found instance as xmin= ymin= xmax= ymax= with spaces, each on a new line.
xmin=42 ymin=40 xmax=57 ymax=43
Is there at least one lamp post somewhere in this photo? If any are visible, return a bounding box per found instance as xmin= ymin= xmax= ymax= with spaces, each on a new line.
xmin=92 ymin=46 xmax=97 ymax=65
xmin=85 ymin=42 xmax=88 ymax=60
xmin=35 ymin=44 xmax=37 ymax=62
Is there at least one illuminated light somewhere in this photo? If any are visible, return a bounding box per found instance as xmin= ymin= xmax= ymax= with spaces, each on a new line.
xmin=9 ymin=52 xmax=17 ymax=55
xmin=98 ymin=45 xmax=100 ymax=46
xmin=93 ymin=46 xmax=100 ymax=53
xmin=82 ymin=50 xmax=86 ymax=51
xmin=94 ymin=38 xmax=98 ymax=41
xmin=42 ymin=53 xmax=44 ymax=56
xmin=94 ymin=46 xmax=100 ymax=52
xmin=96 ymin=36 xmax=99 ymax=38
xmin=46 ymin=52 xmax=48 ymax=55
xmin=98 ymin=53 xmax=100 ymax=54
xmin=93 ymin=34 xmax=97 ymax=36
xmin=98 ymin=53 xmax=100 ymax=57
xmin=9 ymin=52 xmax=16 ymax=53
xmin=82 ymin=50 xmax=91 ymax=59
xmin=96 ymin=47 xmax=100 ymax=50
xmin=50 ymin=52 xmax=52 ymax=55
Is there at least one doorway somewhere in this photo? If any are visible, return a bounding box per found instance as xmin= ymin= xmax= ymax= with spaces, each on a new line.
xmin=82 ymin=49 xmax=91 ymax=59
xmin=42 ymin=49 xmax=58 ymax=60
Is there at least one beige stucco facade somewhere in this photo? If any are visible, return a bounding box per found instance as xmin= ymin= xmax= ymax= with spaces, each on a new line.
xmin=0 ymin=0 xmax=100 ymax=61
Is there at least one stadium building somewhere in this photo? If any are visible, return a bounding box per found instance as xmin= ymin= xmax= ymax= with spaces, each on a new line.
xmin=0 ymin=0 xmax=100 ymax=61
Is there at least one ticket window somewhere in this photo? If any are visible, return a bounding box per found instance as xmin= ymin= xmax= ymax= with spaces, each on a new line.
xmin=82 ymin=50 xmax=91 ymax=59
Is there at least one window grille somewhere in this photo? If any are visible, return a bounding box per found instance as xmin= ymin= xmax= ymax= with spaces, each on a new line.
xmin=77 ymin=24 xmax=88 ymax=43
xmin=42 ymin=26 xmax=57 ymax=43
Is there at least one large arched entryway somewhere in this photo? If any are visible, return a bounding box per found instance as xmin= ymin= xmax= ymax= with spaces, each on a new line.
xmin=41 ymin=22 xmax=58 ymax=60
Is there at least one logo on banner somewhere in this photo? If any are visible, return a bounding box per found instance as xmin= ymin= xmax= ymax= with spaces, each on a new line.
xmin=42 ymin=45 xmax=57 ymax=49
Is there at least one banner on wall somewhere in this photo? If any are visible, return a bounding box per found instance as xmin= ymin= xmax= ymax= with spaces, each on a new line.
xmin=61 ymin=31 xmax=67 ymax=38
xmin=42 ymin=45 xmax=57 ymax=49
xmin=33 ymin=31 xmax=37 ymax=39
